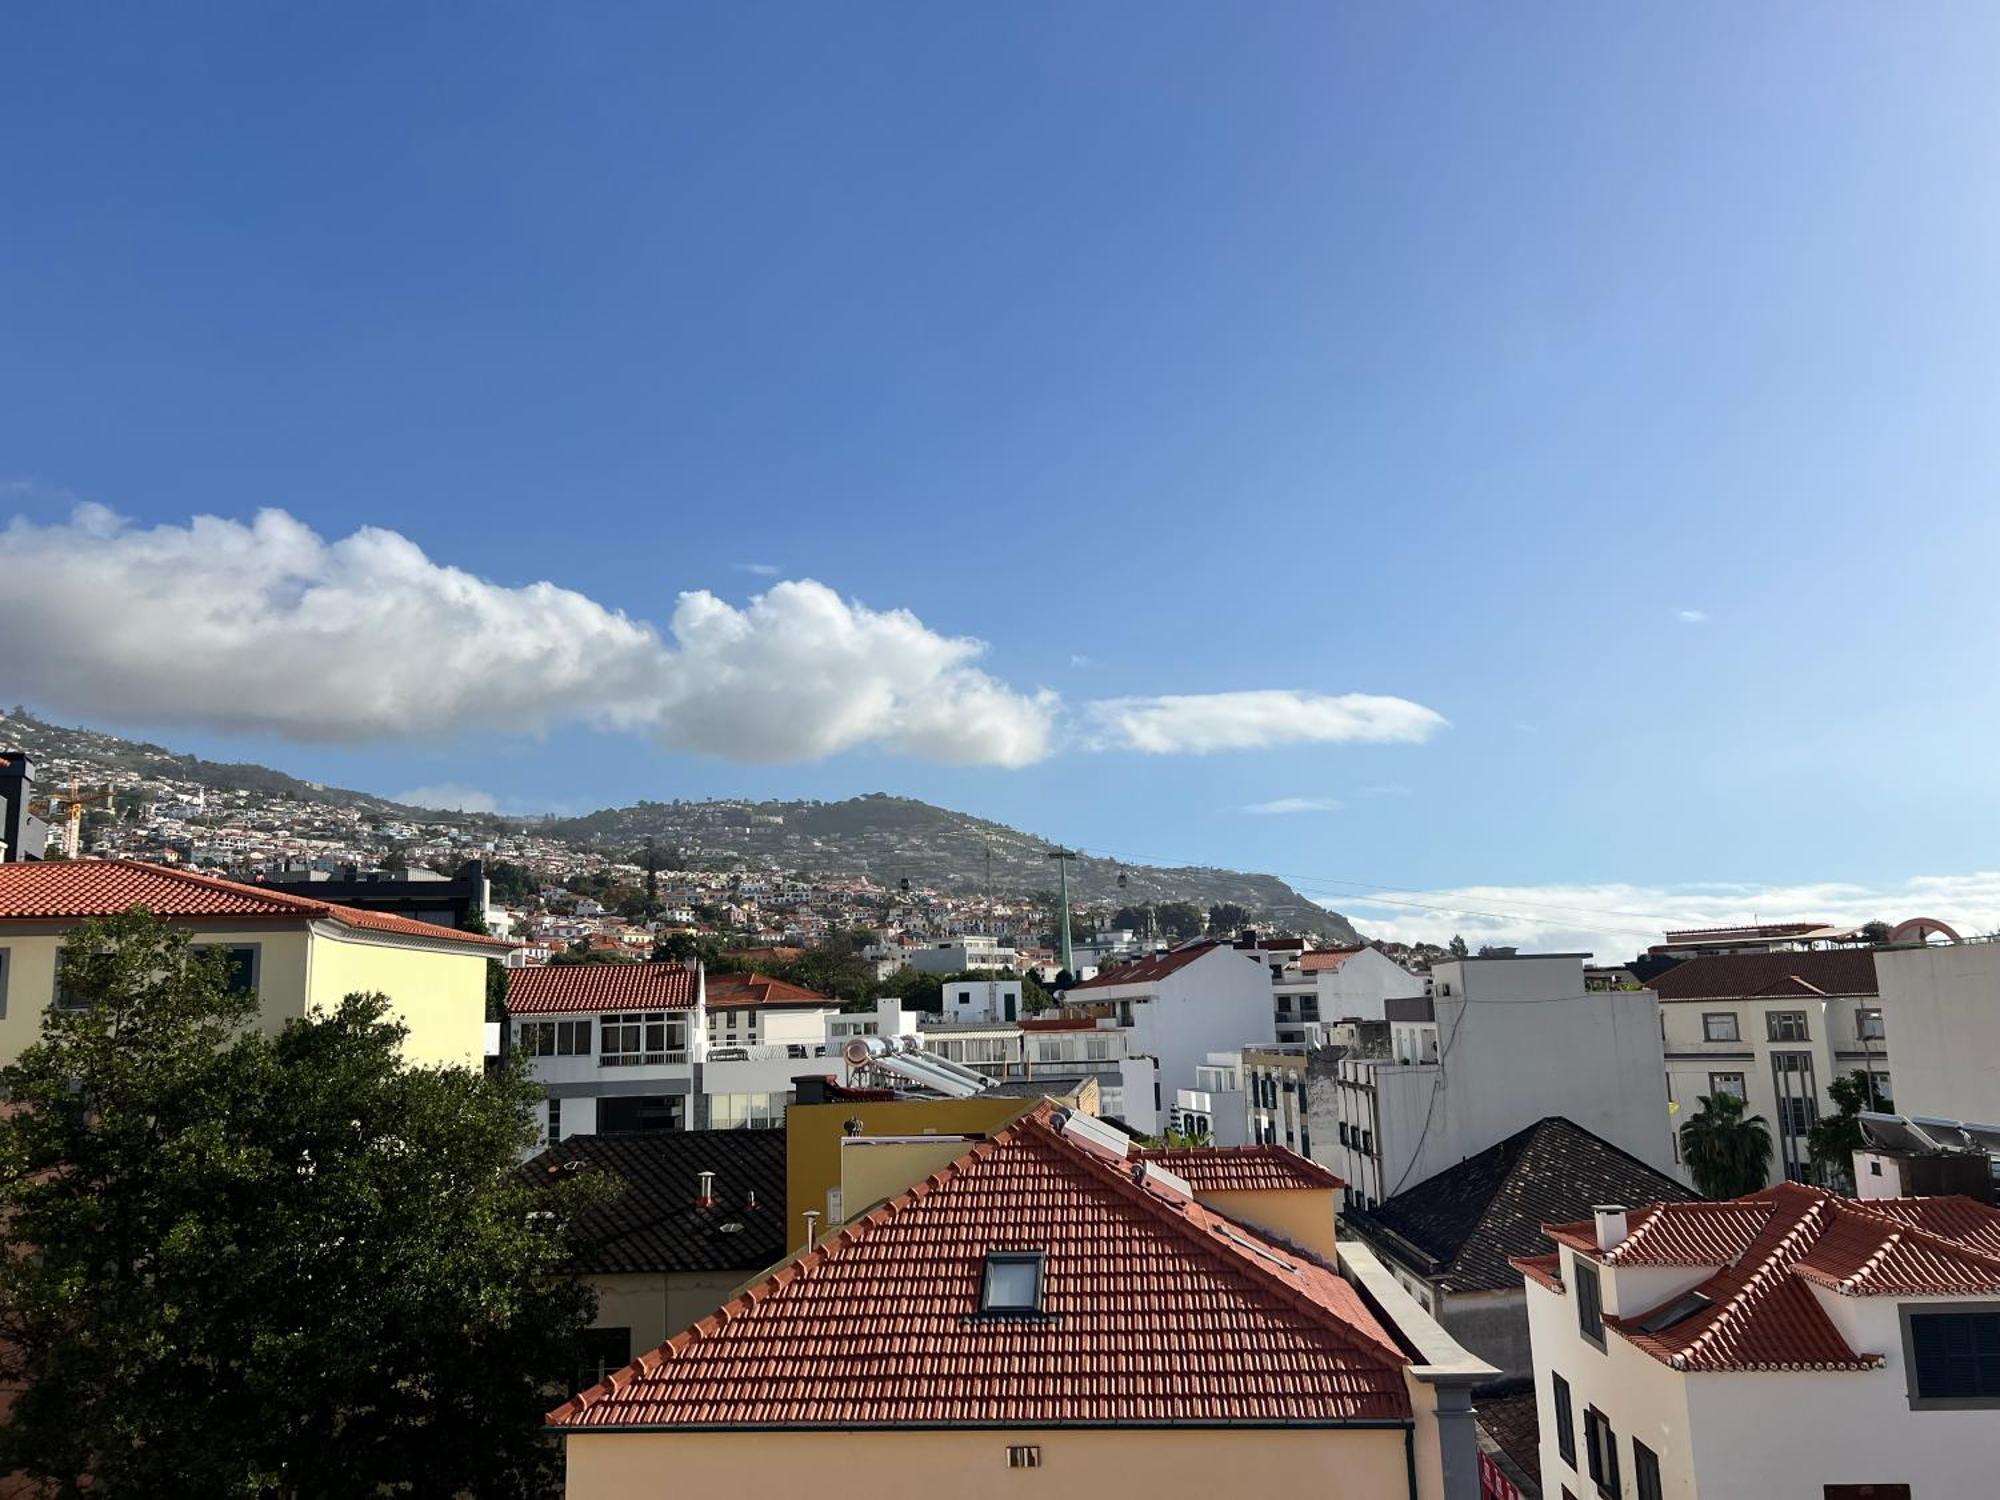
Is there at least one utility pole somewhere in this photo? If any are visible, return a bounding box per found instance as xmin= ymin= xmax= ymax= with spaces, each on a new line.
xmin=1045 ymin=847 xmax=1078 ymax=977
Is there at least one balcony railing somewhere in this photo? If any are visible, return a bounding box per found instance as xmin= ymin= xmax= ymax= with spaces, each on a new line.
xmin=599 ymin=1051 xmax=688 ymax=1068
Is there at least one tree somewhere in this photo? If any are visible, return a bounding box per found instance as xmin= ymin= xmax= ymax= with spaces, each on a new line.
xmin=1808 ymin=1069 xmax=1892 ymax=1192
xmin=1447 ymin=934 xmax=1469 ymax=958
xmin=1677 ymin=1092 xmax=1774 ymax=1200
xmin=1207 ymin=902 xmax=1251 ymax=935
xmin=1155 ymin=901 xmax=1205 ymax=942
xmin=0 ymin=909 xmax=600 ymax=1499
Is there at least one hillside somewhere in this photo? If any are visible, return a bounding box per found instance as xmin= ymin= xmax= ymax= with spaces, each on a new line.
xmin=0 ymin=709 xmax=1359 ymax=940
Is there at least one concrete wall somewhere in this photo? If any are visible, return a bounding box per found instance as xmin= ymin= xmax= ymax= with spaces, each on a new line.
xmin=1122 ymin=946 xmax=1276 ymax=1104
xmin=1874 ymin=941 xmax=2000 ymax=1122
xmin=589 ymin=1269 xmax=754 ymax=1358
xmin=1437 ymin=1289 xmax=1532 ymax=1386
xmin=1318 ymin=947 xmax=1426 ymax=1022
xmin=562 ymin=1426 xmax=1414 ymax=1500
xmin=1195 ymin=1185 xmax=1338 ymax=1261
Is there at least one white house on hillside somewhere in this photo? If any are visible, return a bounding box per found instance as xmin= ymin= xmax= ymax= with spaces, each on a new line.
xmin=1272 ymin=944 xmax=1424 ymax=1042
xmin=1063 ymin=938 xmax=1275 ymax=1111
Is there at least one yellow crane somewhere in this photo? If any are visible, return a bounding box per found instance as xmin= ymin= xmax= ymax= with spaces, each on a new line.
xmin=30 ymin=779 xmax=116 ymax=859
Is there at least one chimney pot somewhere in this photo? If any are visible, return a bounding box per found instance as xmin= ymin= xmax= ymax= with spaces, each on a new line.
xmin=696 ymin=1169 xmax=716 ymax=1209
xmin=1593 ymin=1204 xmax=1629 ymax=1252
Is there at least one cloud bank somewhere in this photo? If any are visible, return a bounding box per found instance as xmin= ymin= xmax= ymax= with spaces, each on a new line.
xmin=0 ymin=505 xmax=1444 ymax=769
xmin=1243 ymin=796 xmax=1344 ymax=815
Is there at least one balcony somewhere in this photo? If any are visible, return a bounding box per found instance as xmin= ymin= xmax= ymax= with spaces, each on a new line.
xmin=600 ymin=1052 xmax=689 ymax=1068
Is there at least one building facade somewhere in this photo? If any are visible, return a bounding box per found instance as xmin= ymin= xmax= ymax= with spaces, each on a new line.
xmin=1063 ymin=939 xmax=1276 ymax=1110
xmin=1872 ymin=938 xmax=2000 ymax=1125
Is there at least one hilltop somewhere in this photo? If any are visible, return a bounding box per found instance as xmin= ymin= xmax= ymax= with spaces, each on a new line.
xmin=0 ymin=708 xmax=1359 ymax=940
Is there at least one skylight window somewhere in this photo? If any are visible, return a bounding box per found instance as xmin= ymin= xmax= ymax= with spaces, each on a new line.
xmin=980 ymin=1251 xmax=1046 ymax=1314
xmin=1636 ymin=1290 xmax=1712 ymax=1335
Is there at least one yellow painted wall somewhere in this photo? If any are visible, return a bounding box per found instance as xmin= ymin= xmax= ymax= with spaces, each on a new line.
xmin=563 ymin=1425 xmax=1411 ymax=1500
xmin=1193 ymin=1187 xmax=1339 ymax=1261
xmin=303 ymin=928 xmax=488 ymax=1068
xmin=588 ymin=1270 xmax=752 ymax=1358
xmin=839 ymin=1137 xmax=982 ymax=1223
xmin=0 ymin=921 xmax=487 ymax=1070
xmin=787 ymin=1096 xmax=1043 ymax=1248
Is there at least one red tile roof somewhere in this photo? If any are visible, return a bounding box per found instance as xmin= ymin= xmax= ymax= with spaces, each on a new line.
xmin=1066 ymin=939 xmax=1250 ymax=992
xmin=1136 ymin=1144 xmax=1344 ymax=1193
xmin=1649 ymin=950 xmax=1878 ymax=1001
xmin=1298 ymin=946 xmax=1367 ymax=973
xmin=1662 ymin=922 xmax=1832 ymax=941
xmin=548 ymin=1104 xmax=1410 ymax=1430
xmin=704 ymin=972 xmax=833 ymax=1010
xmin=507 ymin=962 xmax=700 ymax=1014
xmin=1509 ymin=1253 xmax=1564 ymax=1293
xmin=1542 ymin=1184 xmax=2000 ymax=1373
xmin=0 ymin=859 xmax=514 ymax=950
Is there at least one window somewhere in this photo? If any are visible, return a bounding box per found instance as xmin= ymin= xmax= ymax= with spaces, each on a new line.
xmin=519 ymin=1019 xmax=593 ymax=1057
xmin=1006 ymin=1446 xmax=1042 ymax=1469
xmin=1768 ymin=1010 xmax=1810 ymax=1041
xmin=980 ymin=1251 xmax=1046 ymax=1314
xmin=192 ymin=944 xmax=260 ymax=997
xmin=1823 ymin=1488 xmax=1911 ymax=1499
xmin=573 ymin=1326 xmax=632 ymax=1393
xmin=0 ymin=947 xmax=9 ymax=1020
xmin=599 ymin=1011 xmax=685 ymax=1066
xmin=1702 ymin=1011 xmax=1740 ymax=1042
xmin=546 ymin=1096 xmax=562 ymax=1143
xmin=1905 ymin=1308 xmax=2000 ymax=1405
xmin=1777 ymin=1093 xmax=1819 ymax=1137
xmin=1636 ymin=1290 xmax=1711 ymax=1334
xmin=1551 ymin=1371 xmax=1576 ymax=1466
xmin=1635 ymin=1441 xmax=1662 ymax=1500
xmin=1582 ymin=1407 xmax=1619 ymax=1496
xmin=1856 ymin=1007 xmax=1886 ymax=1041
xmin=1708 ymin=1071 xmax=1747 ymax=1102
xmin=1575 ymin=1261 xmax=1604 ymax=1347
xmin=708 ymin=1091 xmax=789 ymax=1130
xmin=597 ymin=1094 xmax=682 ymax=1134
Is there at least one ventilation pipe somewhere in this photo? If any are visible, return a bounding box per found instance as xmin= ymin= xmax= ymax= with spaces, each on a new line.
xmin=696 ymin=1170 xmax=715 ymax=1209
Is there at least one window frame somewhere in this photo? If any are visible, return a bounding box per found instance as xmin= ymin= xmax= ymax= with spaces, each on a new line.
xmin=1574 ymin=1260 xmax=1605 ymax=1349
xmin=1551 ymin=1370 xmax=1576 ymax=1467
xmin=978 ymin=1250 xmax=1049 ymax=1317
xmin=1708 ymin=1071 xmax=1747 ymax=1102
xmin=1582 ymin=1406 xmax=1619 ymax=1497
xmin=0 ymin=946 xmax=9 ymax=1021
xmin=1902 ymin=1303 xmax=2000 ymax=1409
xmin=1855 ymin=1006 xmax=1886 ymax=1041
xmin=1634 ymin=1438 xmax=1662 ymax=1500
xmin=1767 ymin=1009 xmax=1810 ymax=1042
xmin=1701 ymin=1010 xmax=1741 ymax=1042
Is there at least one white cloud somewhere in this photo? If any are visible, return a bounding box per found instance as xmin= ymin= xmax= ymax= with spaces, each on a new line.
xmin=1243 ymin=796 xmax=1344 ymax=815
xmin=1086 ymin=691 xmax=1447 ymax=754
xmin=735 ymin=562 xmax=780 ymax=577
xmin=0 ymin=505 xmax=1056 ymax=767
xmin=1329 ymin=873 xmax=2000 ymax=963
xmin=1069 ymin=653 xmax=1095 ymax=669
xmin=1675 ymin=608 xmax=1709 ymax=624
xmin=393 ymin=783 xmax=502 ymax=813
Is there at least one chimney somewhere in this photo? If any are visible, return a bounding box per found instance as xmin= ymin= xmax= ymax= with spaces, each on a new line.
xmin=744 ymin=1188 xmax=758 ymax=1212
xmin=696 ymin=1170 xmax=715 ymax=1209
xmin=1593 ymin=1204 xmax=1629 ymax=1252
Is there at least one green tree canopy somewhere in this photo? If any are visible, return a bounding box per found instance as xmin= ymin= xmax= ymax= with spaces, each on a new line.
xmin=1677 ymin=1091 xmax=1774 ymax=1200
xmin=1206 ymin=902 xmax=1251 ymax=935
xmin=1807 ymin=1068 xmax=1892 ymax=1191
xmin=0 ymin=909 xmax=600 ymax=1499
xmin=1154 ymin=901 xmax=1206 ymax=942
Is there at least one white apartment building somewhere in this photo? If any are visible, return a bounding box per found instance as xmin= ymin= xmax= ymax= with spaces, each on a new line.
xmin=1325 ymin=954 xmax=1675 ymax=1212
xmin=1652 ymin=949 xmax=1888 ymax=1185
xmin=1272 ymin=943 xmax=1424 ymax=1042
xmin=942 ymin=974 xmax=1026 ymax=1023
xmin=904 ymin=934 xmax=1020 ymax=975
xmin=510 ymin=962 xmax=707 ymax=1141
xmin=1517 ymin=1184 xmax=2000 ymax=1499
xmin=1175 ymin=1045 xmax=1311 ymax=1155
xmin=1063 ymin=939 xmax=1276 ymax=1111
xmin=1872 ymin=937 xmax=2000 ymax=1124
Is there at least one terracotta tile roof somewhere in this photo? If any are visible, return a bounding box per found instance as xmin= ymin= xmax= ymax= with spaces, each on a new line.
xmin=1474 ymin=1387 xmax=1541 ymax=1492
xmin=507 ymin=962 xmax=700 ymax=1014
xmin=1066 ymin=939 xmax=1251 ymax=992
xmin=1544 ymin=1184 xmax=2000 ymax=1373
xmin=1543 ymin=1201 xmax=1771 ymax=1266
xmin=1648 ymin=950 xmax=1878 ymax=1001
xmin=524 ymin=1130 xmax=787 ymax=1276
xmin=1347 ymin=1117 xmax=1696 ymax=1293
xmin=704 ymin=972 xmax=833 ymax=1010
xmin=1509 ymin=1253 xmax=1563 ymax=1293
xmin=548 ymin=1104 xmax=1410 ymax=1430
xmin=0 ymin=859 xmax=514 ymax=950
xmin=1136 ymin=1144 xmax=1344 ymax=1193
xmin=1298 ymin=946 xmax=1367 ymax=973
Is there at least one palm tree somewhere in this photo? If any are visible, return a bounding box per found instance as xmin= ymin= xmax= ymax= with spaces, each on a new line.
xmin=1678 ymin=1092 xmax=1774 ymax=1199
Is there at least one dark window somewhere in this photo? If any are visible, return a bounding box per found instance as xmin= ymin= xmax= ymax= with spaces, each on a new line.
xmin=1702 ymin=1011 xmax=1740 ymax=1042
xmin=1575 ymin=1261 xmax=1604 ymax=1347
xmin=1635 ymin=1440 xmax=1662 ymax=1500
xmin=1768 ymin=1010 xmax=1810 ymax=1041
xmin=519 ymin=1021 xmax=557 ymax=1056
xmin=598 ymin=1094 xmax=682 ymax=1134
xmin=573 ymin=1325 xmax=631 ymax=1392
xmin=1907 ymin=1310 xmax=2000 ymax=1403
xmin=1551 ymin=1371 xmax=1576 ymax=1466
xmin=546 ymin=1096 xmax=562 ymax=1143
xmin=980 ymin=1251 xmax=1046 ymax=1314
xmin=1777 ymin=1093 xmax=1819 ymax=1137
xmin=557 ymin=1019 xmax=590 ymax=1055
xmin=1636 ymin=1290 xmax=1711 ymax=1334
xmin=1708 ymin=1071 xmax=1747 ymax=1102
xmin=0 ymin=947 xmax=9 ymax=1020
xmin=1006 ymin=1445 xmax=1041 ymax=1469
xmin=1582 ymin=1407 xmax=1619 ymax=1496
xmin=1824 ymin=1487 xmax=1912 ymax=1499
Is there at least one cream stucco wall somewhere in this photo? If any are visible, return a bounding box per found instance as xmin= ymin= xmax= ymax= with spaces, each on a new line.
xmin=1193 ymin=1186 xmax=1338 ymax=1261
xmin=588 ymin=1270 xmax=753 ymax=1358
xmin=0 ymin=921 xmax=488 ymax=1070
xmin=562 ymin=1425 xmax=1412 ymax=1500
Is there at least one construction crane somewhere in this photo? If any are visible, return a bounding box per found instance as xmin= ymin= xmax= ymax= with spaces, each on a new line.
xmin=31 ymin=779 xmax=115 ymax=859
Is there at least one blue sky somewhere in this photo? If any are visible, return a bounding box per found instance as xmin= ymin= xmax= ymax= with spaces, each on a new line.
xmin=4 ymin=5 xmax=1999 ymax=952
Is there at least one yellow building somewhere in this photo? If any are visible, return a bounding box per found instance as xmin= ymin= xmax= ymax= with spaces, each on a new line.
xmin=0 ymin=859 xmax=512 ymax=1067
xmin=550 ymin=1102 xmax=1485 ymax=1500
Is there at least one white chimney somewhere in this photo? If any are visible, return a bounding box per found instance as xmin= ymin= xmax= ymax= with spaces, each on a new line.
xmin=696 ymin=1170 xmax=715 ymax=1209
xmin=1593 ymin=1204 xmax=1629 ymax=1252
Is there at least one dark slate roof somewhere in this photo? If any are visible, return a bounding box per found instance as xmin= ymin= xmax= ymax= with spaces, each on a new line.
xmin=1346 ymin=1116 xmax=1698 ymax=1293
xmin=524 ymin=1129 xmax=788 ymax=1277
xmin=1648 ymin=949 xmax=1878 ymax=1001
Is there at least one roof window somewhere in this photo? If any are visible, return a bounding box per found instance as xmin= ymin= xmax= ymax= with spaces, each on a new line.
xmin=1635 ymin=1290 xmax=1712 ymax=1334
xmin=980 ymin=1251 xmax=1046 ymax=1314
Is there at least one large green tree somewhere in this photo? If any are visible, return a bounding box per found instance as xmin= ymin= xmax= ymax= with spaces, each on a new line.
xmin=0 ymin=909 xmax=600 ymax=1499
xmin=1808 ymin=1068 xmax=1892 ymax=1192
xmin=1154 ymin=901 xmax=1206 ymax=942
xmin=1678 ymin=1091 xmax=1775 ymax=1200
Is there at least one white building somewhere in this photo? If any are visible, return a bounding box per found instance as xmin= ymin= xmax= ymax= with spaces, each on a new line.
xmin=509 ymin=962 xmax=707 ymax=1141
xmin=1272 ymin=944 xmax=1424 ymax=1042
xmin=1652 ymin=949 xmax=1888 ymax=1185
xmin=1872 ymin=938 xmax=2000 ymax=1124
xmin=942 ymin=974 xmax=1026 ymax=1023
xmin=1517 ymin=1183 xmax=2000 ymax=1499
xmin=1063 ymin=938 xmax=1276 ymax=1110
xmin=1175 ymin=1044 xmax=1311 ymax=1155
xmin=1325 ymin=953 xmax=1676 ymax=1212
xmin=904 ymin=934 xmax=1020 ymax=975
